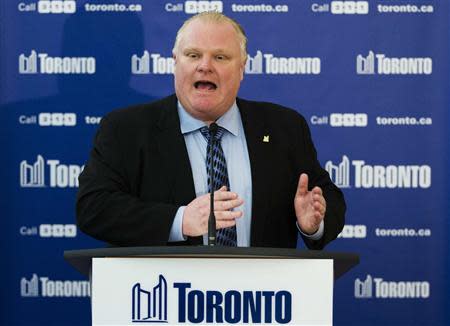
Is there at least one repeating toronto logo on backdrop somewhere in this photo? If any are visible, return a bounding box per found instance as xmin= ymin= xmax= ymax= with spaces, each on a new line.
xmin=131 ymin=52 xmax=174 ymax=75
xmin=131 ymin=274 xmax=292 ymax=324
xmin=246 ymin=51 xmax=321 ymax=75
xmin=20 ymin=274 xmax=90 ymax=298
xmin=131 ymin=50 xmax=321 ymax=75
xmin=20 ymin=155 xmax=84 ymax=188
xmin=325 ymin=155 xmax=431 ymax=189
xmin=357 ymin=51 xmax=432 ymax=75
xmin=354 ymin=275 xmax=430 ymax=299
xmin=19 ymin=50 xmax=96 ymax=74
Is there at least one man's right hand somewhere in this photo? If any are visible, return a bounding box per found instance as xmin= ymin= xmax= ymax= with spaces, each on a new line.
xmin=182 ymin=186 xmax=244 ymax=237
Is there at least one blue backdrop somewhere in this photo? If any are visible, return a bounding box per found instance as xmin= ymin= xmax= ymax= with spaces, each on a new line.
xmin=1 ymin=0 xmax=449 ymax=325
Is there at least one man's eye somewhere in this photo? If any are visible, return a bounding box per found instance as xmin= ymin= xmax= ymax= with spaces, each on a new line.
xmin=216 ymin=55 xmax=227 ymax=60
xmin=187 ymin=53 xmax=199 ymax=59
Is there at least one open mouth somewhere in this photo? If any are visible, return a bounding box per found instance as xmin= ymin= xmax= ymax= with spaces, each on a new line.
xmin=194 ymin=81 xmax=217 ymax=91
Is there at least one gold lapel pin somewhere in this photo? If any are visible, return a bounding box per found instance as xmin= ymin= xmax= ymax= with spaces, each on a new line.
xmin=263 ymin=135 xmax=270 ymax=143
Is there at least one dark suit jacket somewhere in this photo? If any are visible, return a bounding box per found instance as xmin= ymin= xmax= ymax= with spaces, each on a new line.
xmin=76 ymin=95 xmax=345 ymax=249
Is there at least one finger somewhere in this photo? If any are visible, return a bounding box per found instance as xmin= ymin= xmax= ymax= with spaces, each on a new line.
xmin=313 ymin=194 xmax=326 ymax=207
xmin=217 ymin=220 xmax=237 ymax=229
xmin=314 ymin=201 xmax=326 ymax=216
xmin=215 ymin=210 xmax=243 ymax=221
xmin=214 ymin=198 xmax=244 ymax=210
xmin=312 ymin=186 xmax=323 ymax=196
xmin=314 ymin=210 xmax=324 ymax=221
xmin=296 ymin=173 xmax=309 ymax=197
xmin=217 ymin=185 xmax=227 ymax=192
xmin=214 ymin=190 xmax=239 ymax=201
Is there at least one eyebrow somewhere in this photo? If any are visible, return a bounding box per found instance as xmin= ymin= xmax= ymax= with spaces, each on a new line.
xmin=183 ymin=47 xmax=231 ymax=54
xmin=183 ymin=47 xmax=200 ymax=53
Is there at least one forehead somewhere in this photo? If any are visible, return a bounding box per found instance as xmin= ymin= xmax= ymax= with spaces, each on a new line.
xmin=179 ymin=20 xmax=241 ymax=52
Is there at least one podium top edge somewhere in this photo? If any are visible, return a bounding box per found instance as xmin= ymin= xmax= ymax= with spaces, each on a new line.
xmin=64 ymin=246 xmax=359 ymax=280
xmin=64 ymin=246 xmax=358 ymax=260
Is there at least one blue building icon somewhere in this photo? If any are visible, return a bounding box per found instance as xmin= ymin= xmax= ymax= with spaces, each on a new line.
xmin=132 ymin=275 xmax=168 ymax=323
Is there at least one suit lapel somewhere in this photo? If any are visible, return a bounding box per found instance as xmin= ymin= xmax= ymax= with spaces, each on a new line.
xmin=238 ymin=99 xmax=274 ymax=246
xmin=155 ymin=96 xmax=202 ymax=245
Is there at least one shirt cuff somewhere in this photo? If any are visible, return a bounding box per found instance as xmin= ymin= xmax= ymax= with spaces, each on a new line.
xmin=169 ymin=206 xmax=187 ymax=242
xmin=297 ymin=220 xmax=324 ymax=241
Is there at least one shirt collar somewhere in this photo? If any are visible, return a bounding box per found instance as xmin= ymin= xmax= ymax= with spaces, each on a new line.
xmin=177 ymin=101 xmax=240 ymax=136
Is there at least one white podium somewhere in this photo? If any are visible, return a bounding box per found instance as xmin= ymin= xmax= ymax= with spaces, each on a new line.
xmin=65 ymin=246 xmax=359 ymax=326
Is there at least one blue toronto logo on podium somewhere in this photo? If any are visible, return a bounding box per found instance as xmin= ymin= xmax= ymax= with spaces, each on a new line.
xmin=132 ymin=275 xmax=168 ymax=323
xmin=131 ymin=274 xmax=292 ymax=324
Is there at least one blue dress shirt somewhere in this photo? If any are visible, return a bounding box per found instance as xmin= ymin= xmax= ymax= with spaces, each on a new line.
xmin=169 ymin=101 xmax=323 ymax=246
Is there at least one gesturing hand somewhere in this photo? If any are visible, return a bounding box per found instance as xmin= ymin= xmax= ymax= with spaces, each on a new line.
xmin=294 ymin=173 xmax=326 ymax=235
xmin=182 ymin=186 xmax=244 ymax=237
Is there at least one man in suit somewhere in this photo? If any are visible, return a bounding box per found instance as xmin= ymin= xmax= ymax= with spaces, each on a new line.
xmin=76 ymin=12 xmax=345 ymax=249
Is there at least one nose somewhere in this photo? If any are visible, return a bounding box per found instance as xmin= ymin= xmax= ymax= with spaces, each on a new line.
xmin=197 ymin=56 xmax=213 ymax=73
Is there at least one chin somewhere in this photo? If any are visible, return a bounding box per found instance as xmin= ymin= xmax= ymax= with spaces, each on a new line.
xmin=191 ymin=99 xmax=218 ymax=112
xmin=193 ymin=109 xmax=219 ymax=122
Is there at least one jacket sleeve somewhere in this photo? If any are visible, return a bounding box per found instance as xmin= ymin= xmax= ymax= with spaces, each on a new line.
xmin=76 ymin=114 xmax=179 ymax=246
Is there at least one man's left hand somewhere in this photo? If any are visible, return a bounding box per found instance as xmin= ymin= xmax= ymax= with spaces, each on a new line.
xmin=294 ymin=173 xmax=326 ymax=234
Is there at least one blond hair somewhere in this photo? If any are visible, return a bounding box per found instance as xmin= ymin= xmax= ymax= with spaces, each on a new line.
xmin=172 ymin=12 xmax=248 ymax=63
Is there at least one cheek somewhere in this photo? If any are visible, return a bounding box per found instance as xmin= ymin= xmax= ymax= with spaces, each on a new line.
xmin=221 ymin=69 xmax=239 ymax=87
xmin=176 ymin=75 xmax=190 ymax=92
xmin=175 ymin=64 xmax=190 ymax=85
xmin=229 ymin=72 xmax=243 ymax=90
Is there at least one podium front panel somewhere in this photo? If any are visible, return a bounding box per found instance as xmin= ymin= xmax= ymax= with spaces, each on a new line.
xmin=92 ymin=257 xmax=333 ymax=326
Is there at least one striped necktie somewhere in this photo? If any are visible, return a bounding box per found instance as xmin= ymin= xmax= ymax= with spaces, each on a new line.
xmin=200 ymin=126 xmax=237 ymax=246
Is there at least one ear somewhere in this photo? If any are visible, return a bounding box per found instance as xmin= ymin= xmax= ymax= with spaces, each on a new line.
xmin=240 ymin=61 xmax=245 ymax=81
xmin=172 ymin=52 xmax=177 ymax=64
